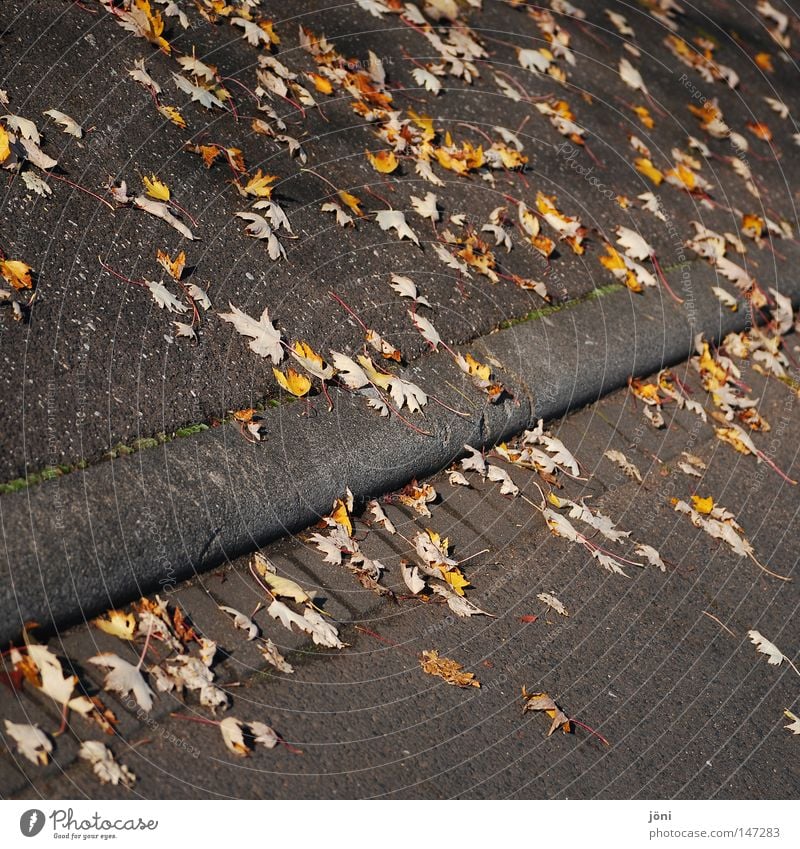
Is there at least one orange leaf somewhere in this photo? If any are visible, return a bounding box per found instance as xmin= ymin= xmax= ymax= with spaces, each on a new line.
xmin=1 ymin=259 xmax=33 ymax=290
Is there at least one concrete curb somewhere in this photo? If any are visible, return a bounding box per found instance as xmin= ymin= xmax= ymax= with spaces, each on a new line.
xmin=1 ymin=265 xmax=795 ymax=644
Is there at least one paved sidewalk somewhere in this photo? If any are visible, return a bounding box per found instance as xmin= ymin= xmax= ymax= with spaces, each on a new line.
xmin=2 ymin=339 xmax=798 ymax=799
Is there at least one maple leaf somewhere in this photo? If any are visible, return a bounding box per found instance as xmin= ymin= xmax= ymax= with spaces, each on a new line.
xmin=410 ymin=192 xmax=440 ymax=222
xmin=375 ymin=210 xmax=420 ymax=245
xmin=93 ymin=609 xmax=136 ymax=640
xmin=147 ymin=280 xmax=187 ymax=313
xmin=25 ymin=644 xmax=77 ymax=707
xmin=254 ymin=555 xmax=311 ymax=604
xmin=604 ymin=449 xmax=642 ymax=482
xmin=219 ymin=716 xmax=250 ymax=755
xmin=232 ymin=17 xmax=275 ymax=47
xmin=635 ymin=544 xmax=667 ymax=572
xmin=157 ymin=103 xmax=186 ymax=127
xmin=43 ymin=109 xmax=83 ymax=138
xmin=401 ymin=561 xmax=426 ymax=594
xmin=420 ymin=650 xmax=480 ymax=688
xmin=89 ymin=653 xmax=154 ymax=712
xmin=273 ymin=367 xmax=312 ymax=397
xmin=260 ymin=639 xmax=294 ymax=674
xmin=133 ymin=195 xmax=195 ymax=240
xmin=128 ymin=58 xmax=162 ymax=93
xmin=366 ymin=149 xmax=398 ymax=174
xmin=78 ymin=741 xmax=136 ymax=786
xmin=432 ymin=584 xmax=492 ymax=617
xmin=635 ymin=157 xmax=664 ymax=185
xmin=172 ymin=73 xmax=224 ymax=109
xmin=338 ymin=190 xmax=364 ymax=217
xmin=412 ymin=67 xmax=442 ymax=95
xmin=521 ymin=688 xmax=571 ymax=736
xmin=486 ymin=464 xmax=519 ymax=496
xmin=321 ymin=201 xmax=354 ymax=227
xmin=390 ymin=274 xmax=431 ymax=307
xmin=537 ymin=592 xmax=568 ymax=616
xmin=218 ymin=303 xmax=283 ymax=362
xmin=238 ymin=169 xmax=278 ymax=199
xmin=619 ymin=57 xmax=648 ymax=95
xmin=267 ymin=600 xmax=345 ymax=648
xmin=143 ymin=175 xmax=170 ymax=201
xmin=747 ymin=630 xmax=792 ymax=670
xmin=1 ymin=259 xmax=33 ymax=290
xmin=290 ymin=341 xmax=335 ymax=381
xmin=0 ymin=125 xmax=10 ymax=163
xmin=156 ymin=249 xmax=185 ymax=281
xmin=784 ymin=710 xmax=800 ymax=735
xmin=177 ymin=52 xmax=217 ymax=82
xmin=4 ymin=720 xmax=52 ymax=765
xmin=616 ymin=226 xmax=653 ymax=261
xmin=4 ymin=113 xmax=40 ymax=144
xmin=219 ymin=605 xmax=260 ymax=640
xmin=185 ymin=142 xmax=223 ymax=168
xmin=234 ymin=212 xmax=286 ymax=260
xmin=409 ymin=310 xmax=441 ymax=349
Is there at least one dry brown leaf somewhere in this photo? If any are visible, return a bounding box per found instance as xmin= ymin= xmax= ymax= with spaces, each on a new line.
xmin=420 ymin=650 xmax=480 ymax=688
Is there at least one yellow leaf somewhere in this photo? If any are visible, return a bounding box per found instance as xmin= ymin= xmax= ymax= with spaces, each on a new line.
xmin=157 ymin=104 xmax=187 ymax=128
xmin=0 ymin=125 xmax=10 ymax=164
xmin=1 ymin=259 xmax=33 ymax=290
xmin=338 ymin=190 xmax=364 ymax=217
xmin=635 ymin=157 xmax=663 ymax=185
xmin=239 ymin=169 xmax=278 ymax=198
xmin=259 ymin=20 xmax=280 ymax=46
xmin=420 ymin=650 xmax=480 ymax=688
xmin=441 ymin=568 xmax=470 ymax=596
xmin=93 ymin=610 xmax=136 ymax=640
xmin=665 ymin=163 xmax=696 ymax=190
xmin=714 ymin=426 xmax=752 ymax=455
xmin=357 ymin=354 xmax=392 ymax=390
xmin=691 ymin=495 xmax=714 ymax=514
xmin=425 ymin=528 xmax=449 ymax=554
xmin=273 ymin=367 xmax=312 ymax=397
xmin=633 ymin=105 xmax=654 ymax=129
xmin=463 ymin=353 xmax=491 ymax=381
xmin=366 ymin=149 xmax=399 ymax=174
xmin=253 ymin=554 xmax=310 ymax=603
xmin=134 ymin=0 xmax=170 ymax=53
xmin=328 ymin=498 xmax=353 ymax=537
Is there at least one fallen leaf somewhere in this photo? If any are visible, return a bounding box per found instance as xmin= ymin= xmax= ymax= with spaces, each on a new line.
xmin=93 ymin=610 xmax=137 ymax=640
xmin=219 ymin=605 xmax=260 ymax=640
xmin=273 ymin=367 xmax=312 ymax=397
xmin=88 ymin=653 xmax=154 ymax=712
xmin=218 ymin=303 xmax=283 ymax=362
xmin=366 ymin=149 xmax=399 ymax=174
xmin=1 ymin=259 xmax=33 ymax=290
xmin=78 ymin=741 xmax=135 ymax=786
xmin=537 ymin=592 xmax=568 ymax=616
xmin=747 ymin=629 xmax=786 ymax=667
xmin=420 ymin=650 xmax=480 ymax=688
xmin=4 ymin=720 xmax=52 ymax=765
xmin=521 ymin=688 xmax=571 ymax=736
